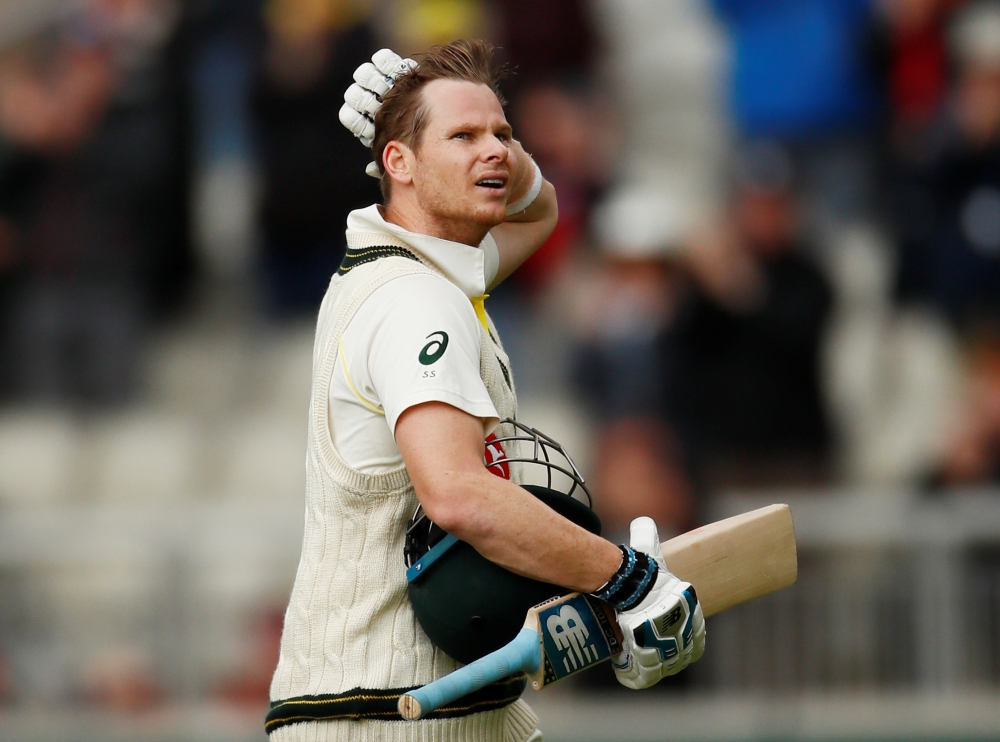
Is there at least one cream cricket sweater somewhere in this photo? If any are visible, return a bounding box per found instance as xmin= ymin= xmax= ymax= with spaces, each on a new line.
xmin=267 ymin=212 xmax=538 ymax=742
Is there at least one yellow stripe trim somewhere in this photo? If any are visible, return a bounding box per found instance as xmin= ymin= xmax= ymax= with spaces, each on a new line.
xmin=271 ymin=693 xmax=396 ymax=707
xmin=471 ymin=294 xmax=490 ymax=332
xmin=338 ymin=338 xmax=385 ymax=416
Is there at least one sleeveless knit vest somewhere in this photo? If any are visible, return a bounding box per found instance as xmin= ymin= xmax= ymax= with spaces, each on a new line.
xmin=267 ymin=247 xmax=538 ymax=742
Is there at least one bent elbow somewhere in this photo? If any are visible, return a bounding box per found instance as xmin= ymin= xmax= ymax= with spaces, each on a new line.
xmin=420 ymin=498 xmax=468 ymax=537
xmin=416 ymin=478 xmax=485 ymax=540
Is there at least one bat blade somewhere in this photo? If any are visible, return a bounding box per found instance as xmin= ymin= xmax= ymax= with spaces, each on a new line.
xmin=662 ymin=503 xmax=797 ymax=617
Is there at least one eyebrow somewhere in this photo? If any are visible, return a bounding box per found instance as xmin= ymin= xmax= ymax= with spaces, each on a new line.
xmin=445 ymin=121 xmax=513 ymax=136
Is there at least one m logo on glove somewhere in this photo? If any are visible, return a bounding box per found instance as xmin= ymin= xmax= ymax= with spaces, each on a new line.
xmin=654 ymin=605 xmax=683 ymax=635
xmin=632 ymin=587 xmax=699 ymax=663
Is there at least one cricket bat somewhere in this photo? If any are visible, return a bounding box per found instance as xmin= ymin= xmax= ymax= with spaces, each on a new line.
xmin=398 ymin=503 xmax=796 ymax=720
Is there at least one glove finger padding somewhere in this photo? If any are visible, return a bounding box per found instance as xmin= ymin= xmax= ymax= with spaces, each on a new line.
xmin=690 ymin=600 xmax=707 ymax=664
xmin=629 ymin=517 xmax=669 ymax=571
xmin=341 ymin=49 xmax=417 ymax=162
xmin=353 ymin=62 xmax=394 ymax=97
xmin=339 ymin=103 xmax=375 ymax=146
xmin=372 ymin=48 xmax=417 ymax=79
xmin=344 ymin=83 xmax=382 ymax=117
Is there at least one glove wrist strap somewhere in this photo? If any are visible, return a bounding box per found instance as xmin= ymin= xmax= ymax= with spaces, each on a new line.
xmin=591 ymin=545 xmax=659 ymax=612
xmin=505 ymin=159 xmax=543 ymax=216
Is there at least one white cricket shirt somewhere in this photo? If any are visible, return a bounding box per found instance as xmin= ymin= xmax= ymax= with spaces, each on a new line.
xmin=329 ymin=205 xmax=501 ymax=473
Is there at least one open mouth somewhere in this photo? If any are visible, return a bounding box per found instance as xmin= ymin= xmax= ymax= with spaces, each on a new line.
xmin=476 ymin=178 xmax=506 ymax=190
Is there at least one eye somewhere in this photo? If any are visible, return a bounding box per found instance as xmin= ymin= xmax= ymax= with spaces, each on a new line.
xmin=453 ymin=132 xmax=470 ymax=140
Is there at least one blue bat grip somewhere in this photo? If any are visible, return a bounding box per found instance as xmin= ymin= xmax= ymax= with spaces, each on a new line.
xmin=400 ymin=627 xmax=541 ymax=720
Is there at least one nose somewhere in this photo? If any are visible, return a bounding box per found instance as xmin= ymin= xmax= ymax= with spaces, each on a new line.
xmin=482 ymin=135 xmax=509 ymax=163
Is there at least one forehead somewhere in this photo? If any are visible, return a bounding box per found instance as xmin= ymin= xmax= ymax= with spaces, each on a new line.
xmin=420 ymin=79 xmax=508 ymax=130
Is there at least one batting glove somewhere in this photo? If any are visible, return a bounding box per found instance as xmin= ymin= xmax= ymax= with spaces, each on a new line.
xmin=605 ymin=517 xmax=706 ymax=689
xmin=339 ymin=48 xmax=417 ymax=153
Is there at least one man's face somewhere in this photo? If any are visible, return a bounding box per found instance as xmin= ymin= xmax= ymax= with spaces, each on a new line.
xmin=736 ymin=188 xmax=797 ymax=257
xmin=408 ymin=79 xmax=514 ymax=233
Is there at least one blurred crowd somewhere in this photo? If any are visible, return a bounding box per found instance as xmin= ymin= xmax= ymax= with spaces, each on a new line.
xmin=1 ymin=0 xmax=1000 ymax=676
xmin=0 ymin=0 xmax=1000 ymax=708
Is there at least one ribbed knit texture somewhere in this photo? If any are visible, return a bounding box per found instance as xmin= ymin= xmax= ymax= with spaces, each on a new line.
xmin=269 ymin=245 xmax=533 ymax=741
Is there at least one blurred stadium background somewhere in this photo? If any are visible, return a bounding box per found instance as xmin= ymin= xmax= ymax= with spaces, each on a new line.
xmin=3 ymin=0 xmax=1000 ymax=739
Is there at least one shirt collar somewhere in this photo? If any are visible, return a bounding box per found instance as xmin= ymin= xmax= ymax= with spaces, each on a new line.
xmin=345 ymin=205 xmax=496 ymax=299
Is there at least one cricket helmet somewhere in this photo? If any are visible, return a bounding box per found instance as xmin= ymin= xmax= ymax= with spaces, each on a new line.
xmin=404 ymin=419 xmax=601 ymax=664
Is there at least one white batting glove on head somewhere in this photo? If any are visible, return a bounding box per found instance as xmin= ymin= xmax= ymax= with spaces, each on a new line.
xmin=339 ymin=48 xmax=417 ymax=153
xmin=611 ymin=517 xmax=706 ymax=689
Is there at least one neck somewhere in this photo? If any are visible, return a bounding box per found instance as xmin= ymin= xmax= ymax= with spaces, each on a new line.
xmin=382 ymin=196 xmax=491 ymax=247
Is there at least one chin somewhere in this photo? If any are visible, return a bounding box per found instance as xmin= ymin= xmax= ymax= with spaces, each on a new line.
xmin=470 ymin=202 xmax=507 ymax=228
xmin=429 ymin=197 xmax=505 ymax=240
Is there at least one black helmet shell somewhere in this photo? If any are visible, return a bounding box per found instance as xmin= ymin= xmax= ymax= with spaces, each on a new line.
xmin=407 ymin=484 xmax=601 ymax=664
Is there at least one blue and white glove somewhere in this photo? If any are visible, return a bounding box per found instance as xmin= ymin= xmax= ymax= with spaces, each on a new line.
xmin=593 ymin=517 xmax=706 ymax=689
xmin=339 ymin=48 xmax=416 ymax=176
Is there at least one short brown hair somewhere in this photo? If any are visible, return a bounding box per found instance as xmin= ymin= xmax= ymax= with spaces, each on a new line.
xmin=372 ymin=39 xmax=507 ymax=201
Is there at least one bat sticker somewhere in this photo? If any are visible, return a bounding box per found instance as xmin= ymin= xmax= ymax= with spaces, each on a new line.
xmin=538 ymin=594 xmax=611 ymax=681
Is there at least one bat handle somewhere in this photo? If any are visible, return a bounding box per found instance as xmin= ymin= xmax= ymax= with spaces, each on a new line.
xmin=398 ymin=627 xmax=541 ymax=720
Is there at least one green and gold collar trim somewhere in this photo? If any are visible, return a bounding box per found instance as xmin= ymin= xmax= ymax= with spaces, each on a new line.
xmin=337 ymin=245 xmax=421 ymax=276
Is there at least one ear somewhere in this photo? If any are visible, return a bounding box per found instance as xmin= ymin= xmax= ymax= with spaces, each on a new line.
xmin=383 ymin=140 xmax=415 ymax=187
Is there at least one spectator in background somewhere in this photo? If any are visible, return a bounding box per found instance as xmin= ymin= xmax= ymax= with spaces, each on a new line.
xmin=99 ymin=0 xmax=193 ymax=316
xmin=812 ymin=0 xmax=987 ymax=489
xmin=0 ymin=118 xmax=31 ymax=397
xmin=905 ymin=1 xmax=1000 ymax=488
xmin=506 ymin=83 xmax=612 ymax=291
xmin=871 ymin=0 xmax=964 ymax=308
xmin=892 ymin=1 xmax=1000 ymax=330
xmin=252 ymin=0 xmax=380 ymax=316
xmin=669 ymin=143 xmax=833 ymax=488
xmin=566 ymin=0 xmax=727 ymax=535
xmin=866 ymin=0 xmax=964 ymax=141
xmin=938 ymin=329 xmax=1000 ymax=485
xmin=0 ymin=0 xmax=184 ymax=405
xmin=569 ymin=232 xmax=695 ymax=538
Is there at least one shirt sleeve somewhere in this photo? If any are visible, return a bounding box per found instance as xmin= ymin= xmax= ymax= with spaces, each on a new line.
xmin=364 ymin=273 xmax=499 ymax=436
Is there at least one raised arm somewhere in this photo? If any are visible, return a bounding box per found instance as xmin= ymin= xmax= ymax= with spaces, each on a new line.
xmin=488 ymin=140 xmax=558 ymax=290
